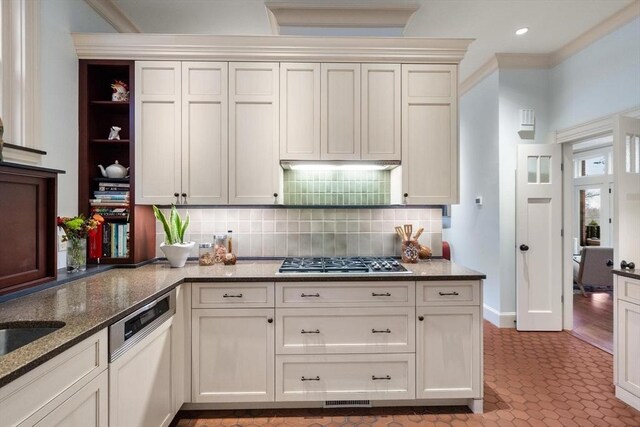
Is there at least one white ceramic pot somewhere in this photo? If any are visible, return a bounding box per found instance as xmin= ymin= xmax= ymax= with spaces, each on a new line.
xmin=160 ymin=241 xmax=195 ymax=268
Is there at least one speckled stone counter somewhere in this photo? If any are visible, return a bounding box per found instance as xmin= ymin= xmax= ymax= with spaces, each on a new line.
xmin=612 ymin=269 xmax=640 ymax=280
xmin=0 ymin=259 xmax=484 ymax=388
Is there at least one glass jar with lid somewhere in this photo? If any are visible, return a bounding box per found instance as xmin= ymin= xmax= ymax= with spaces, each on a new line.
xmin=213 ymin=234 xmax=228 ymax=263
xmin=199 ymin=243 xmax=214 ymax=266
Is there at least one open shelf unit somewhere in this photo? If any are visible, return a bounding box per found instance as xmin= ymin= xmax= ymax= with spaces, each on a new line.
xmin=79 ymin=60 xmax=155 ymax=265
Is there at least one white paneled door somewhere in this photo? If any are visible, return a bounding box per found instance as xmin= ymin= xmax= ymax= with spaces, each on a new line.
xmin=613 ymin=116 xmax=640 ymax=267
xmin=516 ymin=144 xmax=563 ymax=331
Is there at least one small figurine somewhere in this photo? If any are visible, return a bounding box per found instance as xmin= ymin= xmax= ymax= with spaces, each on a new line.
xmin=111 ymin=80 xmax=129 ymax=102
xmin=108 ymin=126 xmax=121 ymax=140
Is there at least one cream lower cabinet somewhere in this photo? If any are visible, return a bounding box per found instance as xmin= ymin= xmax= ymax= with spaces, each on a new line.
xmin=614 ymin=273 xmax=640 ymax=410
xmin=135 ymin=61 xmax=229 ymax=205
xmin=415 ymin=281 xmax=482 ymax=411
xmin=402 ymin=64 xmax=458 ymax=205
xmin=0 ymin=331 xmax=108 ymax=427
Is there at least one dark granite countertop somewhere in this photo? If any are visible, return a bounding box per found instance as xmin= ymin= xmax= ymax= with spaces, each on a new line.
xmin=0 ymin=259 xmax=484 ymax=388
xmin=612 ymin=269 xmax=640 ymax=280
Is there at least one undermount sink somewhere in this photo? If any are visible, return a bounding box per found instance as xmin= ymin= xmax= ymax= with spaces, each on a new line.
xmin=0 ymin=321 xmax=65 ymax=356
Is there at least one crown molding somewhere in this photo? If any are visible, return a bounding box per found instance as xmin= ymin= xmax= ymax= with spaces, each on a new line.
xmin=265 ymin=1 xmax=419 ymax=35
xmin=460 ymin=1 xmax=640 ymax=96
xmin=459 ymin=56 xmax=497 ymax=95
xmin=549 ymin=0 xmax=640 ymax=67
xmin=72 ymin=33 xmax=472 ymax=63
xmin=84 ymin=0 xmax=141 ymax=33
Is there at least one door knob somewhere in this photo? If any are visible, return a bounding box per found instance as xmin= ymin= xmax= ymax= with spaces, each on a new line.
xmin=519 ymin=244 xmax=529 ymax=251
xmin=606 ymin=260 xmax=614 ymax=267
xmin=621 ymin=260 xmax=636 ymax=269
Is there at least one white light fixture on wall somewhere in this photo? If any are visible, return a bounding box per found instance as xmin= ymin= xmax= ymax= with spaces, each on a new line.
xmin=518 ymin=109 xmax=535 ymax=139
xmin=281 ymin=160 xmax=400 ymax=171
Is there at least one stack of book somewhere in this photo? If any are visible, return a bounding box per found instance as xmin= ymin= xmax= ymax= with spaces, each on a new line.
xmin=89 ymin=181 xmax=131 ymax=259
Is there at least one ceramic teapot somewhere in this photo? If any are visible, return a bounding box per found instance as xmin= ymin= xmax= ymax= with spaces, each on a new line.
xmin=98 ymin=160 xmax=129 ymax=179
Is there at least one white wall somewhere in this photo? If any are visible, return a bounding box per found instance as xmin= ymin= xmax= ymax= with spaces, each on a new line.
xmin=550 ymin=17 xmax=640 ymax=132
xmin=40 ymin=0 xmax=116 ymax=217
xmin=445 ymin=71 xmax=501 ymax=312
xmin=39 ymin=0 xmax=115 ymax=268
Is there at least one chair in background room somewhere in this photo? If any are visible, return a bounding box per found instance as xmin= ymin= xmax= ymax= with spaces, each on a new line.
xmin=573 ymin=247 xmax=614 ymax=296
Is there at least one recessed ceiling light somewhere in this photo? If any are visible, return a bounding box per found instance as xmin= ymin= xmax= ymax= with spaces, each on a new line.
xmin=515 ymin=27 xmax=529 ymax=36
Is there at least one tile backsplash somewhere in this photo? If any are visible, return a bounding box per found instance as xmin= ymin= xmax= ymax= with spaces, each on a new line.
xmin=156 ymin=207 xmax=443 ymax=259
xmin=283 ymin=170 xmax=390 ymax=205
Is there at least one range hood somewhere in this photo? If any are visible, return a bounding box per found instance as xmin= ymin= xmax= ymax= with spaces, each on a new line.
xmin=280 ymin=160 xmax=400 ymax=171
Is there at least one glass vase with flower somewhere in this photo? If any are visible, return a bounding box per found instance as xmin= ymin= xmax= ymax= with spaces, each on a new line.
xmin=57 ymin=214 xmax=103 ymax=272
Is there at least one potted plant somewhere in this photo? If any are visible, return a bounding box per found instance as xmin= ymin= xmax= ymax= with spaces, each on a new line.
xmin=57 ymin=214 xmax=104 ymax=272
xmin=153 ymin=205 xmax=194 ymax=267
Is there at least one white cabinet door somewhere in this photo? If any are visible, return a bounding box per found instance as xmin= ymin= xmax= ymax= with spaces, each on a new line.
xmin=402 ymin=64 xmax=458 ymax=204
xmin=616 ymin=299 xmax=640 ymax=399
xmin=109 ymin=317 xmax=176 ymax=427
xmin=321 ymin=63 xmax=361 ymax=160
xmin=229 ymin=62 xmax=281 ymax=204
xmin=192 ymin=308 xmax=275 ymax=402
xmin=33 ymin=371 xmax=108 ymax=427
xmin=361 ymin=64 xmax=401 ymax=161
xmin=181 ymin=62 xmax=228 ymax=204
xmin=416 ymin=306 xmax=481 ymax=399
xmin=280 ymin=63 xmax=320 ymax=160
xmin=135 ymin=61 xmax=182 ymax=205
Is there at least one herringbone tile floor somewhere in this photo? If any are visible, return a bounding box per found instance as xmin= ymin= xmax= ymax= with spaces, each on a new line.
xmin=173 ymin=321 xmax=640 ymax=427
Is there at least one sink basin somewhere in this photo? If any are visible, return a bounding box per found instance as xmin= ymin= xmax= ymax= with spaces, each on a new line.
xmin=0 ymin=321 xmax=65 ymax=356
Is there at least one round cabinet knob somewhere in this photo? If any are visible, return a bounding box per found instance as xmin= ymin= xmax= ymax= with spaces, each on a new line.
xmin=403 ymin=193 xmax=409 ymax=198
xmin=418 ymin=316 xmax=424 ymax=321
xmin=181 ymin=193 xmax=187 ymax=197
xmin=629 ymin=262 xmax=636 ymax=269
xmin=273 ymin=193 xmax=278 ymax=198
xmin=267 ymin=318 xmax=273 ymax=323
xmin=520 ymin=244 xmax=529 ymax=251
xmin=621 ymin=260 xmax=629 ymax=269
xmin=174 ymin=193 xmax=179 ymax=197
xmin=606 ymin=259 xmax=614 ymax=267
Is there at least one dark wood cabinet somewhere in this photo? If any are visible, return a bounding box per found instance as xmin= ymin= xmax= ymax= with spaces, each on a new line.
xmin=79 ymin=60 xmax=155 ymax=265
xmin=0 ymin=163 xmax=60 ymax=295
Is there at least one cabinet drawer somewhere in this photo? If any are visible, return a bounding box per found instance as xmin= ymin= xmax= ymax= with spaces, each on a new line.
xmin=192 ymin=282 xmax=274 ymax=308
xmin=617 ymin=275 xmax=640 ymax=305
xmin=276 ymin=307 xmax=415 ymax=354
xmin=416 ymin=281 xmax=480 ymax=306
xmin=276 ymin=353 xmax=415 ymax=401
xmin=0 ymin=330 xmax=107 ymax=427
xmin=276 ymin=281 xmax=414 ymax=307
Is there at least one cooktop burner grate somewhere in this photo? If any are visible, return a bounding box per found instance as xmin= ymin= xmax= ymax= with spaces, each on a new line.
xmin=278 ymin=257 xmax=409 ymax=274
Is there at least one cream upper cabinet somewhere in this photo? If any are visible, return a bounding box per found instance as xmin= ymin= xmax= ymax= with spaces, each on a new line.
xmin=321 ymin=63 xmax=361 ymax=160
xmin=402 ymin=64 xmax=458 ymax=204
xmin=181 ymin=62 xmax=228 ymax=204
xmin=135 ymin=61 xmax=229 ymax=205
xmin=229 ymin=62 xmax=281 ymax=204
xmin=135 ymin=61 xmax=182 ymax=205
xmin=361 ymin=64 xmax=401 ymax=160
xmin=280 ymin=63 xmax=320 ymax=160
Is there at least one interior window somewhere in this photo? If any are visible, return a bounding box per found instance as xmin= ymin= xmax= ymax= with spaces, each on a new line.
xmin=578 ymin=188 xmax=601 ymax=247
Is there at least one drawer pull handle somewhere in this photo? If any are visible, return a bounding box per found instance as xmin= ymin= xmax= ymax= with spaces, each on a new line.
xmin=372 ymin=292 xmax=391 ymax=297
xmin=223 ymin=293 xmax=243 ymax=298
xmin=301 ymin=376 xmax=320 ymax=381
xmin=301 ymin=293 xmax=320 ymax=298
xmin=438 ymin=291 xmax=459 ymax=296
xmin=372 ymin=375 xmax=391 ymax=380
xmin=301 ymin=329 xmax=320 ymax=334
xmin=372 ymin=329 xmax=391 ymax=334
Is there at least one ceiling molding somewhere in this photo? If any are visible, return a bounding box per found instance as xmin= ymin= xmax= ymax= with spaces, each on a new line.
xmin=84 ymin=0 xmax=141 ymax=33
xmin=549 ymin=0 xmax=640 ymax=67
xmin=459 ymin=56 xmax=497 ymax=95
xmin=460 ymin=1 xmax=640 ymax=96
xmin=72 ymin=34 xmax=472 ymax=63
xmin=265 ymin=2 xmax=419 ymax=35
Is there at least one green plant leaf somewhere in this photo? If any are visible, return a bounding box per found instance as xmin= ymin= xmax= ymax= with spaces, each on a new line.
xmin=170 ymin=206 xmax=180 ymax=244
xmin=153 ymin=205 xmax=173 ymax=244
xmin=178 ymin=212 xmax=190 ymax=243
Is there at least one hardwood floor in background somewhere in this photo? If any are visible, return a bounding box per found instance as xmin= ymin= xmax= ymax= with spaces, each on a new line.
xmin=173 ymin=321 xmax=640 ymax=427
xmin=571 ymin=291 xmax=613 ymax=354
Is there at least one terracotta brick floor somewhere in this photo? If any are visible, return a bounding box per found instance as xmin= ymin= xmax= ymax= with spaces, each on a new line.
xmin=173 ymin=321 xmax=640 ymax=427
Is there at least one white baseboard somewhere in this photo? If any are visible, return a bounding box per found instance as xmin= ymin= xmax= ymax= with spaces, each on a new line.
xmin=483 ymin=304 xmax=516 ymax=328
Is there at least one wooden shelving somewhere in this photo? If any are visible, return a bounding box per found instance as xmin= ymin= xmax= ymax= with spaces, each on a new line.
xmin=79 ymin=60 xmax=155 ymax=265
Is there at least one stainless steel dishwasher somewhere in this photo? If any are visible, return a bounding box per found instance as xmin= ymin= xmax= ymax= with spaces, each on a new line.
xmin=108 ymin=289 xmax=176 ymax=427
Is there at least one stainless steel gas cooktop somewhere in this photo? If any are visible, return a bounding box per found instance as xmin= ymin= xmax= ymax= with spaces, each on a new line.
xmin=278 ymin=257 xmax=410 ymax=274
